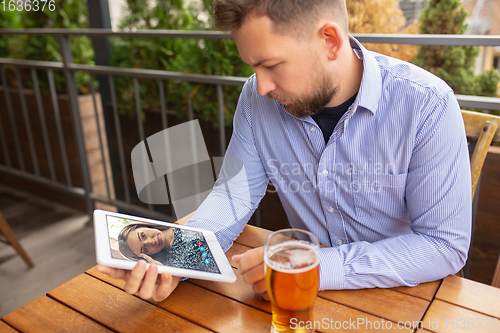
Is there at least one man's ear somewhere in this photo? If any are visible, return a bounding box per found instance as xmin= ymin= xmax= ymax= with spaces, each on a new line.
xmin=318 ymin=22 xmax=344 ymax=61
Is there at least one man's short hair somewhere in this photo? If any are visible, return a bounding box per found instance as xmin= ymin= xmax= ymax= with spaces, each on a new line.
xmin=214 ymin=0 xmax=349 ymax=39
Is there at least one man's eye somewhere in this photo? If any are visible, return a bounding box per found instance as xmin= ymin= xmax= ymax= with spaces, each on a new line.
xmin=141 ymin=232 xmax=146 ymax=238
xmin=144 ymin=246 xmax=148 ymax=253
xmin=266 ymin=63 xmax=279 ymax=69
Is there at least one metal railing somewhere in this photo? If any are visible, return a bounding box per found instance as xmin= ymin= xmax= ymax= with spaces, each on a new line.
xmin=0 ymin=29 xmax=499 ymax=223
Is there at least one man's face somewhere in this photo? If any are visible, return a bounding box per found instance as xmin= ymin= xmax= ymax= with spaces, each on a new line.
xmin=232 ymin=16 xmax=338 ymax=117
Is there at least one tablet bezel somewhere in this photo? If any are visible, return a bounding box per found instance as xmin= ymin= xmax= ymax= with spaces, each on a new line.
xmin=93 ymin=209 xmax=236 ymax=283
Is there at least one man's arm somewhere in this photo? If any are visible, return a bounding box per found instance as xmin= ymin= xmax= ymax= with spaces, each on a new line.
xmin=186 ymin=77 xmax=269 ymax=250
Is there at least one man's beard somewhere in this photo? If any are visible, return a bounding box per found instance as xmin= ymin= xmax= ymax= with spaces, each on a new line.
xmin=267 ymin=72 xmax=338 ymax=118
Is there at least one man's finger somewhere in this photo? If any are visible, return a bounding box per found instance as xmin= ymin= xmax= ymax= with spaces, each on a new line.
xmin=96 ymin=265 xmax=129 ymax=280
xmin=252 ymin=278 xmax=267 ymax=294
xmin=124 ymin=260 xmax=147 ymax=295
xmin=242 ymin=261 xmax=266 ymax=285
xmin=152 ymin=273 xmax=175 ymax=302
xmin=96 ymin=264 xmax=112 ymax=275
xmin=236 ymin=246 xmax=265 ymax=274
xmin=232 ymin=254 xmax=243 ymax=262
xmin=137 ymin=264 xmax=158 ymax=300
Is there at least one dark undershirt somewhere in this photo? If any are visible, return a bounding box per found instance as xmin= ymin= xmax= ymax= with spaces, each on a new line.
xmin=311 ymin=93 xmax=357 ymax=144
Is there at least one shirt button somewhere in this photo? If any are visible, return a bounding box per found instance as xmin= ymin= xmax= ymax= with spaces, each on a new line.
xmin=322 ymin=169 xmax=328 ymax=176
xmin=328 ymin=207 xmax=334 ymax=213
xmin=337 ymin=240 xmax=343 ymax=246
xmin=310 ymin=126 xmax=315 ymax=132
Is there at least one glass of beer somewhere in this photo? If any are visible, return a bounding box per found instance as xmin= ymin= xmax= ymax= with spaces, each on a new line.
xmin=264 ymin=229 xmax=320 ymax=333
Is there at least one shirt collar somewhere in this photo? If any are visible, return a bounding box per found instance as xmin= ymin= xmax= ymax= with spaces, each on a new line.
xmin=349 ymin=35 xmax=382 ymax=115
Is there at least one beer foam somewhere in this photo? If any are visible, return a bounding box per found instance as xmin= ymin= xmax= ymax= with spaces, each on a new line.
xmin=265 ymin=241 xmax=319 ymax=273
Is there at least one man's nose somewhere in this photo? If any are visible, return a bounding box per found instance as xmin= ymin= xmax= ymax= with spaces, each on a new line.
xmin=145 ymin=238 xmax=155 ymax=245
xmin=255 ymin=70 xmax=276 ymax=96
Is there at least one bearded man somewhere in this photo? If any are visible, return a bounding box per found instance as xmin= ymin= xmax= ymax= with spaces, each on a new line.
xmin=99 ymin=0 xmax=472 ymax=303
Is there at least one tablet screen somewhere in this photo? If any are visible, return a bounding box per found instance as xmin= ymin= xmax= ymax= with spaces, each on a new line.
xmin=106 ymin=215 xmax=221 ymax=274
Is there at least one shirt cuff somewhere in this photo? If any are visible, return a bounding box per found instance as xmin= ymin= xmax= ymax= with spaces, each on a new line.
xmin=318 ymin=246 xmax=345 ymax=290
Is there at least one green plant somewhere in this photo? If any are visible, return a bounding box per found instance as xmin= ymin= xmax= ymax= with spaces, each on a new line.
xmin=0 ymin=10 xmax=21 ymax=58
xmin=110 ymin=0 xmax=253 ymax=126
xmin=0 ymin=0 xmax=94 ymax=94
xmin=413 ymin=0 xmax=499 ymax=101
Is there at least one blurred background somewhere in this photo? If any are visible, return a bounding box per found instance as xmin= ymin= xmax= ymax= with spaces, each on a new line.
xmin=0 ymin=0 xmax=499 ymax=317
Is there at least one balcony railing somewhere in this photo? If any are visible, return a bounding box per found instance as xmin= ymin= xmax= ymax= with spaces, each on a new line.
xmin=0 ymin=29 xmax=499 ymax=222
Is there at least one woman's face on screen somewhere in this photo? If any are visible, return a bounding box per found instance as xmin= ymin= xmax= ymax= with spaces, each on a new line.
xmin=127 ymin=227 xmax=174 ymax=256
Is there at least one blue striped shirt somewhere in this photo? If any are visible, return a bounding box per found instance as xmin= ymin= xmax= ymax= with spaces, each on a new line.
xmin=186 ymin=36 xmax=472 ymax=290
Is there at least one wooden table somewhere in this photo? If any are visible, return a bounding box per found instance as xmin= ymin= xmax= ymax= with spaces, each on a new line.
xmin=2 ymin=224 xmax=500 ymax=332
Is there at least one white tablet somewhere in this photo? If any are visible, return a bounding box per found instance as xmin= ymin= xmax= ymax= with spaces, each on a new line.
xmin=93 ymin=209 xmax=236 ymax=283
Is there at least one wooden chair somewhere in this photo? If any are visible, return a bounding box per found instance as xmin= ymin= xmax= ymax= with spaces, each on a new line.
xmin=0 ymin=211 xmax=34 ymax=267
xmin=462 ymin=110 xmax=500 ymax=287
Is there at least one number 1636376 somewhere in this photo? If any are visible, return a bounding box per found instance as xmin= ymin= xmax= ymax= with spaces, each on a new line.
xmin=444 ymin=317 xmax=499 ymax=330
xmin=2 ymin=0 xmax=56 ymax=12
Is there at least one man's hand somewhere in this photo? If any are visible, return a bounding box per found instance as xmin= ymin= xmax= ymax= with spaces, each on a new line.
xmin=96 ymin=261 xmax=180 ymax=302
xmin=232 ymin=246 xmax=270 ymax=301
